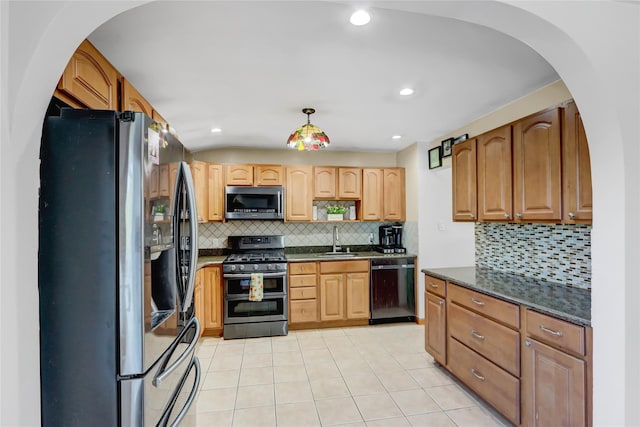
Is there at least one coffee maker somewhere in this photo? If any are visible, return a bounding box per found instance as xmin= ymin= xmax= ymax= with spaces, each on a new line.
xmin=376 ymin=225 xmax=395 ymax=254
xmin=391 ymin=223 xmax=405 ymax=253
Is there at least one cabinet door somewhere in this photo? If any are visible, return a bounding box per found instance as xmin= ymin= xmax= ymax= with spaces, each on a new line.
xmin=207 ymin=164 xmax=224 ymax=221
xmin=452 ymin=139 xmax=477 ymax=221
xmin=225 ymin=164 xmax=253 ymax=186
xmin=346 ymin=272 xmax=369 ymax=319
xmin=57 ymin=40 xmax=118 ymax=110
xmin=513 ymin=108 xmax=562 ymax=221
xmin=523 ymin=338 xmax=586 ymax=427
xmin=194 ymin=270 xmax=205 ymax=338
xmin=148 ymin=164 xmax=160 ymax=199
xmin=362 ymin=168 xmax=383 ymax=221
xmin=425 ymin=292 xmax=446 ymax=365
xmin=158 ymin=164 xmax=170 ymax=198
xmin=383 ymin=168 xmax=405 ymax=221
xmin=314 ymin=167 xmax=336 ymax=198
xmin=320 ymin=274 xmax=344 ymax=321
xmin=477 ymin=125 xmax=513 ymax=221
xmin=338 ymin=168 xmax=362 ymax=199
xmin=122 ymin=78 xmax=152 ymax=116
xmin=189 ymin=161 xmax=208 ymax=223
xmin=285 ymin=166 xmax=313 ymax=221
xmin=203 ymin=266 xmax=222 ymax=330
xmin=254 ymin=165 xmax=283 ymax=186
xmin=563 ymin=102 xmax=592 ymax=223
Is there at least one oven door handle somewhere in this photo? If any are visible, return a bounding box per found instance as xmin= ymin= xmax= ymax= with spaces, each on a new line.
xmin=223 ymin=272 xmax=286 ymax=279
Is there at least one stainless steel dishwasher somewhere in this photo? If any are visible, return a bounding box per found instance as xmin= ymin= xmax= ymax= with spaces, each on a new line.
xmin=370 ymin=257 xmax=416 ymax=324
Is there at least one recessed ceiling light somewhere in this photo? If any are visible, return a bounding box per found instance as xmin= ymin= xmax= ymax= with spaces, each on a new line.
xmin=392 ymin=135 xmax=402 ymax=140
xmin=350 ymin=10 xmax=371 ymax=26
xmin=399 ymin=88 xmax=414 ymax=96
xmin=210 ymin=128 xmax=222 ymax=133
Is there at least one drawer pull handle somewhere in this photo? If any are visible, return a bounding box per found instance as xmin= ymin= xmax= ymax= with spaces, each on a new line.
xmin=470 ymin=298 xmax=485 ymax=306
xmin=428 ymin=282 xmax=439 ymax=288
xmin=471 ymin=330 xmax=485 ymax=340
xmin=540 ymin=325 xmax=564 ymax=337
xmin=471 ymin=369 xmax=485 ymax=381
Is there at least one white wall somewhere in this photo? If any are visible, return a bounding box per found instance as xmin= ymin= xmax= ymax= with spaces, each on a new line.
xmin=1 ymin=2 xmax=638 ymax=426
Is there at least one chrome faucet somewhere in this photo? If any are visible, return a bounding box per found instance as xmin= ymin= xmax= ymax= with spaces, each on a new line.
xmin=332 ymin=225 xmax=342 ymax=253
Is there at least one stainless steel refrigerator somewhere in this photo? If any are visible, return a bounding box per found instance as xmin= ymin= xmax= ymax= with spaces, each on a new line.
xmin=39 ymin=109 xmax=200 ymax=426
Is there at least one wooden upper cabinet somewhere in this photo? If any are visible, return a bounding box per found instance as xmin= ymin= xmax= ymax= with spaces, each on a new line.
xmin=122 ymin=78 xmax=152 ymax=116
xmin=169 ymin=163 xmax=179 ymax=208
xmin=513 ymin=108 xmax=562 ymax=222
xmin=158 ymin=164 xmax=170 ymax=198
xmin=452 ymin=138 xmax=477 ymax=221
xmin=362 ymin=168 xmax=383 ymax=221
xmin=189 ymin=161 xmax=208 ymax=223
xmin=477 ymin=125 xmax=513 ymax=221
xmin=225 ymin=164 xmax=254 ymax=186
xmin=57 ymin=40 xmax=118 ymax=110
xmin=383 ymin=168 xmax=405 ymax=221
xmin=207 ymin=164 xmax=224 ymax=221
xmin=255 ymin=165 xmax=283 ymax=186
xmin=338 ymin=168 xmax=362 ymax=199
xmin=152 ymin=110 xmax=168 ymax=132
xmin=285 ymin=165 xmax=313 ymax=221
xmin=563 ymin=102 xmax=592 ymax=224
xmin=314 ymin=167 xmax=337 ymax=199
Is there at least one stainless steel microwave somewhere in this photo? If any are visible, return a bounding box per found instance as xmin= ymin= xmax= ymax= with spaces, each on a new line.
xmin=225 ymin=186 xmax=284 ymax=220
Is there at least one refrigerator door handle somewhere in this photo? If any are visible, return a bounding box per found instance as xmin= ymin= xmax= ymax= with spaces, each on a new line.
xmin=182 ymin=162 xmax=198 ymax=312
xmin=168 ymin=357 xmax=201 ymax=427
xmin=153 ymin=316 xmax=200 ymax=387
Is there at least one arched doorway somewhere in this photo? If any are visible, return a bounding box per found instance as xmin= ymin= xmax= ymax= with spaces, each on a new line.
xmin=2 ymin=2 xmax=637 ymax=425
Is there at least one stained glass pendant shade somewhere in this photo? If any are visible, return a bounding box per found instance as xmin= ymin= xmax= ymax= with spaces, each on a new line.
xmin=287 ymin=108 xmax=330 ymax=151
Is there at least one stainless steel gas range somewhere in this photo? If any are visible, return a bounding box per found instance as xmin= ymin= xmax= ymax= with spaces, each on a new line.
xmin=222 ymin=235 xmax=288 ymax=339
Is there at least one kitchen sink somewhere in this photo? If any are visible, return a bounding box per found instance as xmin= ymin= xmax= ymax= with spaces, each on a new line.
xmin=317 ymin=252 xmax=359 ymax=258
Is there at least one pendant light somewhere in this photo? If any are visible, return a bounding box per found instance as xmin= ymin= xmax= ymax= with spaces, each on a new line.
xmin=286 ymin=108 xmax=330 ymax=151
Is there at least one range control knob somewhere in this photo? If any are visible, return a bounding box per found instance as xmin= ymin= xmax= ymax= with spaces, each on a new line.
xmin=239 ymin=265 xmax=245 ymax=271
xmin=267 ymin=264 xmax=274 ymax=270
xmin=253 ymin=264 xmax=259 ymax=270
xmin=230 ymin=265 xmax=236 ymax=271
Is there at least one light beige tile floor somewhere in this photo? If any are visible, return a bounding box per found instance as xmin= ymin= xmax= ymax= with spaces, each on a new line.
xmin=193 ymin=323 xmax=508 ymax=427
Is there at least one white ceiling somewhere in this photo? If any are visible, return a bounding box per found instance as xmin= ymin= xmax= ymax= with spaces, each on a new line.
xmin=88 ymin=1 xmax=559 ymax=153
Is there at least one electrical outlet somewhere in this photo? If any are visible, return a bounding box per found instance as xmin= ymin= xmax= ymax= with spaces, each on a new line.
xmin=368 ymin=233 xmax=374 ymax=244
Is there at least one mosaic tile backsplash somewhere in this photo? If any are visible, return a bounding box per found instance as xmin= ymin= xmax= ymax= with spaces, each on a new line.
xmin=199 ymin=221 xmax=392 ymax=250
xmin=475 ymin=222 xmax=591 ymax=289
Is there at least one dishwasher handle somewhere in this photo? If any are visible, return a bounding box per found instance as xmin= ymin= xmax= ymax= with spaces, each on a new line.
xmin=371 ymin=264 xmax=414 ymax=271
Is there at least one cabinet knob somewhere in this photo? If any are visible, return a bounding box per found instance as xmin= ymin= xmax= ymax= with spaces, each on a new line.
xmin=469 ymin=213 xmax=475 ymax=220
xmin=524 ymin=340 xmax=531 ymax=347
xmin=439 ymin=300 xmax=444 ymax=306
xmin=504 ymin=213 xmax=510 ymax=219
xmin=568 ymin=212 xmax=576 ymax=219
xmin=515 ymin=213 xmax=522 ymax=219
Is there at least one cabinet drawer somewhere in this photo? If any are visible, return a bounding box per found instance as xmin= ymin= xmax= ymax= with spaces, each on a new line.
xmin=424 ymin=275 xmax=446 ymax=298
xmin=289 ymin=262 xmax=317 ymax=275
xmin=448 ymin=338 xmax=520 ymax=426
xmin=448 ymin=284 xmax=519 ymax=328
xmin=290 ymin=286 xmax=317 ymax=300
xmin=289 ymin=274 xmax=317 ymax=288
xmin=525 ymin=309 xmax=585 ymax=356
xmin=320 ymin=260 xmax=369 ymax=274
xmin=448 ymin=303 xmax=520 ymax=376
xmin=290 ymin=300 xmax=317 ymax=323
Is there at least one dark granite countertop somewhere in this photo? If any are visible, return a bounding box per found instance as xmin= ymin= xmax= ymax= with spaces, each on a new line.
xmin=421 ymin=266 xmax=591 ymax=327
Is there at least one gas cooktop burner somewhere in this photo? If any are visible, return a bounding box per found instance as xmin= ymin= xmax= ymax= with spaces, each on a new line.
xmin=224 ymin=252 xmax=286 ymax=263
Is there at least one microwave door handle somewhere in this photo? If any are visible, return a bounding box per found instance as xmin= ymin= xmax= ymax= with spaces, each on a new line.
xmin=277 ymin=190 xmax=281 ymax=217
xmin=168 ymin=357 xmax=201 ymax=427
xmin=153 ymin=316 xmax=200 ymax=387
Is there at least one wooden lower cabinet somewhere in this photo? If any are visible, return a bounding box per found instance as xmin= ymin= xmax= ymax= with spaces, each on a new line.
xmin=345 ymin=272 xmax=369 ymax=319
xmin=195 ymin=265 xmax=222 ymax=336
xmin=289 ymin=262 xmax=319 ymax=324
xmin=522 ymin=338 xmax=586 ymax=427
xmin=425 ymin=291 xmax=446 ymax=365
xmin=448 ymin=338 xmax=520 ymax=425
xmin=320 ymin=274 xmax=345 ymax=321
xmin=426 ymin=279 xmax=591 ymax=426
